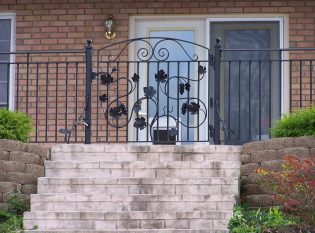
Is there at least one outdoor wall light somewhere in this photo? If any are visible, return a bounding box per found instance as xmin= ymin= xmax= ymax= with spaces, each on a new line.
xmin=104 ymin=13 xmax=116 ymax=39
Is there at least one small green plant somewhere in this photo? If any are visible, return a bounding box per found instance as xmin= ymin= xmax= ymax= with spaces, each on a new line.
xmin=228 ymin=205 xmax=298 ymax=233
xmin=270 ymin=106 xmax=315 ymax=137
xmin=0 ymin=191 xmax=28 ymax=233
xmin=0 ymin=109 xmax=33 ymax=142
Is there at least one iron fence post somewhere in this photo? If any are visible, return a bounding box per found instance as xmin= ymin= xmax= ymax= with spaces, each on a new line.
xmin=85 ymin=39 xmax=93 ymax=144
xmin=214 ymin=37 xmax=221 ymax=145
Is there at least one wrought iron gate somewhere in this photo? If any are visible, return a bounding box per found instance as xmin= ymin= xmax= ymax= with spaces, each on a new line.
xmin=86 ymin=37 xmax=221 ymax=144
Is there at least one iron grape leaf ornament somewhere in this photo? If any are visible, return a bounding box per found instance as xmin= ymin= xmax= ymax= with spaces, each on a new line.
xmin=179 ymin=83 xmax=185 ymax=95
xmin=181 ymin=102 xmax=200 ymax=115
xmin=179 ymin=82 xmax=191 ymax=95
xmin=189 ymin=102 xmax=200 ymax=114
xmin=119 ymin=104 xmax=128 ymax=115
xmin=99 ymin=94 xmax=108 ymax=103
xmin=134 ymin=100 xmax=142 ymax=113
xmin=131 ymin=73 xmax=140 ymax=82
xmin=155 ymin=69 xmax=168 ymax=83
xmin=100 ymin=73 xmax=113 ymax=85
xmin=134 ymin=117 xmax=146 ymax=130
xmin=181 ymin=102 xmax=188 ymax=115
xmin=198 ymin=65 xmax=206 ymax=75
xmin=109 ymin=107 xmax=122 ymax=120
xmin=143 ymin=86 xmax=156 ymax=98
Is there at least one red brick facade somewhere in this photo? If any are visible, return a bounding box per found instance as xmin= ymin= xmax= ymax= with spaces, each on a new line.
xmin=0 ymin=0 xmax=314 ymax=143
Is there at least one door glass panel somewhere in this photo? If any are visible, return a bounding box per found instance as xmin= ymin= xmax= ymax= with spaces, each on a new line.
xmin=144 ymin=30 xmax=196 ymax=143
xmin=210 ymin=21 xmax=280 ymax=144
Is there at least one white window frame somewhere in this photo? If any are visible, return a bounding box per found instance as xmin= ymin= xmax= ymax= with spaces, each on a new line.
xmin=0 ymin=12 xmax=16 ymax=110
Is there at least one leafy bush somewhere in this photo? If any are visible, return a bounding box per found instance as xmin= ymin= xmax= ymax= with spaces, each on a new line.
xmin=0 ymin=109 xmax=32 ymax=142
xmin=257 ymin=155 xmax=315 ymax=225
xmin=0 ymin=191 xmax=28 ymax=233
xmin=270 ymin=106 xmax=315 ymax=137
xmin=228 ymin=205 xmax=299 ymax=233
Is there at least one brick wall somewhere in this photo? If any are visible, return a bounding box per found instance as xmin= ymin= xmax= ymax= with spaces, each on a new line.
xmin=0 ymin=139 xmax=49 ymax=208
xmin=241 ymin=136 xmax=315 ymax=207
xmin=1 ymin=0 xmax=315 ymax=142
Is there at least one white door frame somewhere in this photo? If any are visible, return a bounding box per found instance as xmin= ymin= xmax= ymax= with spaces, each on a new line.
xmin=129 ymin=17 xmax=207 ymax=143
xmin=206 ymin=16 xmax=288 ymax=115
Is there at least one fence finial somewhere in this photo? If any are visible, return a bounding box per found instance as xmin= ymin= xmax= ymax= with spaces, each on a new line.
xmin=86 ymin=39 xmax=93 ymax=46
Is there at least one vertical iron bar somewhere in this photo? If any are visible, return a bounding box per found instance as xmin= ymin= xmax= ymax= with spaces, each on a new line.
xmin=75 ymin=63 xmax=78 ymax=142
xmin=116 ymin=62 xmax=119 ymax=142
xmin=126 ymin=61 xmax=129 ymax=142
xmin=238 ymin=61 xmax=241 ymax=141
xmin=65 ymin=62 xmax=69 ymax=143
xmin=26 ymin=53 xmax=30 ymax=114
xmin=197 ymin=61 xmax=200 ymax=142
xmin=55 ymin=63 xmax=59 ymax=142
xmin=45 ymin=63 xmax=49 ymax=142
xmin=157 ymin=62 xmax=160 ymax=143
xmin=106 ymin=62 xmax=109 ymax=142
xmin=85 ymin=40 xmax=93 ymax=144
xmin=16 ymin=63 xmax=20 ymax=110
xmin=166 ymin=61 xmax=170 ymax=142
xmin=213 ymin=38 xmax=221 ymax=145
xmin=290 ymin=60 xmax=293 ymax=112
xmin=228 ymin=61 xmax=231 ymax=142
xmin=269 ymin=60 xmax=272 ymax=138
xmin=146 ymin=61 xmax=149 ymax=142
xmin=258 ymin=61 xmax=261 ymax=140
xmin=248 ymin=61 xmax=251 ymax=141
xmin=6 ymin=63 xmax=9 ymax=110
xmin=187 ymin=61 xmax=190 ymax=142
xmin=177 ymin=62 xmax=180 ymax=142
xmin=279 ymin=50 xmax=282 ymax=115
xmin=35 ymin=63 xmax=39 ymax=142
xmin=136 ymin=62 xmax=140 ymax=142
xmin=300 ymin=60 xmax=303 ymax=108
xmin=96 ymin=64 xmax=99 ymax=142
xmin=310 ymin=60 xmax=313 ymax=105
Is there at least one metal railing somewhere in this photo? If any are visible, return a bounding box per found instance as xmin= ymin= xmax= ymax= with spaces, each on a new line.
xmin=0 ymin=38 xmax=314 ymax=145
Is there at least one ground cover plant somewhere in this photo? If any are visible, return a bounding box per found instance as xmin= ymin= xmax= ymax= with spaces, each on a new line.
xmin=228 ymin=205 xmax=303 ymax=233
xmin=0 ymin=191 xmax=27 ymax=233
xmin=0 ymin=109 xmax=32 ymax=142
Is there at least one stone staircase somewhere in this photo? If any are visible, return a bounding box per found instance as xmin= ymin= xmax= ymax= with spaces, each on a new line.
xmin=24 ymin=144 xmax=242 ymax=232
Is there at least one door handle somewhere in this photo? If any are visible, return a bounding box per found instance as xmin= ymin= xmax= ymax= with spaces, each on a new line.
xmin=138 ymin=112 xmax=147 ymax=117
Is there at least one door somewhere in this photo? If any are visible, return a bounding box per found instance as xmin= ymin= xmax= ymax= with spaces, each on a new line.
xmin=210 ymin=20 xmax=281 ymax=145
xmin=130 ymin=19 xmax=208 ymax=143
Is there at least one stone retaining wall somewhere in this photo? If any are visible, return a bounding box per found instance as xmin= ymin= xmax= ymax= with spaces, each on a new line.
xmin=0 ymin=139 xmax=49 ymax=209
xmin=241 ymin=136 xmax=315 ymax=207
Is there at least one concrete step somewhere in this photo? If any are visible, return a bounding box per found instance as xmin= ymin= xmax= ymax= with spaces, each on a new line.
xmin=24 ymin=229 xmax=229 ymax=233
xmin=52 ymin=144 xmax=242 ymax=154
xmin=45 ymin=161 xmax=241 ymax=169
xmin=45 ymin=167 xmax=240 ymax=178
xmin=24 ymin=211 xmax=231 ymax=230
xmin=51 ymin=152 xmax=241 ymax=162
xmin=31 ymin=193 xmax=237 ymax=203
xmin=30 ymin=196 xmax=235 ymax=211
xmin=37 ymin=179 xmax=239 ymax=195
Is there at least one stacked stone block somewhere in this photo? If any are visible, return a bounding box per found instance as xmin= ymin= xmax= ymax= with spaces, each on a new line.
xmin=0 ymin=139 xmax=49 ymax=208
xmin=24 ymin=144 xmax=242 ymax=232
xmin=241 ymin=136 xmax=315 ymax=207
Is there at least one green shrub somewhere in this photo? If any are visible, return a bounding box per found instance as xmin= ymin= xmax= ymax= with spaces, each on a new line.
xmin=270 ymin=106 xmax=315 ymax=138
xmin=228 ymin=205 xmax=298 ymax=233
xmin=0 ymin=109 xmax=32 ymax=142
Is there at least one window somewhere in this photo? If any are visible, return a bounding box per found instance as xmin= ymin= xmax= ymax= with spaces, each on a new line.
xmin=0 ymin=13 xmax=15 ymax=110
